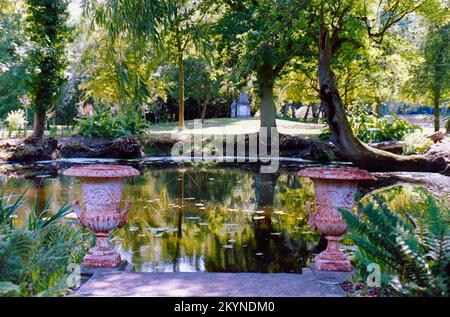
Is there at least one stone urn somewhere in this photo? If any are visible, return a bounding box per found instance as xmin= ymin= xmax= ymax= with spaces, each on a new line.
xmin=298 ymin=167 xmax=374 ymax=271
xmin=63 ymin=165 xmax=140 ymax=267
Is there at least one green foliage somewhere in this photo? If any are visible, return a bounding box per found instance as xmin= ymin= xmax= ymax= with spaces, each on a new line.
xmin=403 ymin=131 xmax=434 ymax=155
xmin=405 ymin=22 xmax=449 ymax=106
xmin=0 ymin=224 xmax=89 ymax=296
xmin=165 ymin=57 xmax=223 ymax=104
xmin=27 ymin=195 xmax=71 ymax=230
xmin=0 ymin=190 xmax=90 ymax=297
xmin=76 ymin=104 xmax=150 ymax=139
xmin=0 ymin=191 xmax=26 ymax=227
xmin=349 ymin=114 xmax=418 ymax=143
xmin=0 ymin=3 xmax=30 ymax=119
xmin=320 ymin=105 xmax=419 ymax=143
xmin=340 ymin=187 xmax=449 ymax=296
xmin=25 ymin=0 xmax=72 ymax=137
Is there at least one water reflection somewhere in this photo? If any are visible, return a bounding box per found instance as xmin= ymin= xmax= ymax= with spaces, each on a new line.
xmin=0 ymin=167 xmax=319 ymax=273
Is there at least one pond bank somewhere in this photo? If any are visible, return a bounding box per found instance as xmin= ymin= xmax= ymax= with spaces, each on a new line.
xmin=0 ymin=134 xmax=342 ymax=164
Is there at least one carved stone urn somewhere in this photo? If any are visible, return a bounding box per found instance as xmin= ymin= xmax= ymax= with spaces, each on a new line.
xmin=298 ymin=167 xmax=374 ymax=271
xmin=63 ymin=165 xmax=140 ymax=267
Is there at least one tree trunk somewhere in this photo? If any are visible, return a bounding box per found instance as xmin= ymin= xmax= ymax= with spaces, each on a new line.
xmin=201 ymin=98 xmax=208 ymax=123
xmin=375 ymin=98 xmax=382 ymax=117
xmin=446 ymin=108 xmax=450 ymax=134
xmin=433 ymin=96 xmax=440 ymax=132
xmin=318 ymin=22 xmax=446 ymax=172
xmin=175 ymin=23 xmax=185 ymax=131
xmin=178 ymin=54 xmax=185 ymax=130
xmin=258 ymin=59 xmax=278 ymax=140
xmin=31 ymin=102 xmax=45 ymax=139
xmin=283 ymin=102 xmax=289 ymax=117
xmin=304 ymin=104 xmax=310 ymax=121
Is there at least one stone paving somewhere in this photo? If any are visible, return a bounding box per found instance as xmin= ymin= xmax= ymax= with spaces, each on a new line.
xmin=76 ymin=268 xmax=347 ymax=297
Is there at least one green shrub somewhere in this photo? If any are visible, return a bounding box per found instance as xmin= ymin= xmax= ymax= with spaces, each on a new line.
xmin=319 ymin=106 xmax=419 ymax=143
xmin=340 ymin=187 xmax=449 ymax=297
xmin=76 ymin=104 xmax=150 ymax=139
xmin=0 ymin=191 xmax=90 ymax=297
xmin=0 ymin=191 xmax=26 ymax=228
xmin=403 ymin=131 xmax=434 ymax=155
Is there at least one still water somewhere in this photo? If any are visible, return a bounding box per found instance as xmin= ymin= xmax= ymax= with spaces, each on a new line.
xmin=1 ymin=166 xmax=320 ymax=273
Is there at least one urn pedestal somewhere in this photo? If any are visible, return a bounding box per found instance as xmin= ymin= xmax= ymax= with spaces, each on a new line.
xmin=63 ymin=165 xmax=140 ymax=267
xmin=298 ymin=167 xmax=374 ymax=271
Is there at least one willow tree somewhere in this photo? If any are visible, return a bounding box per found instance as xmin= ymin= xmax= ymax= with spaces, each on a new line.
xmin=314 ymin=0 xmax=446 ymax=172
xmin=83 ymin=0 xmax=210 ymax=130
xmin=214 ymin=0 xmax=314 ymax=138
xmin=26 ymin=0 xmax=71 ymax=138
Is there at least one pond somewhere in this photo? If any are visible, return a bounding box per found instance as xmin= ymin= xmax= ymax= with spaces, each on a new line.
xmin=1 ymin=165 xmax=322 ymax=273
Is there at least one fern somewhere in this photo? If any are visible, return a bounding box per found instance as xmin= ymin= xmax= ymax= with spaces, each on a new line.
xmin=340 ymin=187 xmax=449 ymax=297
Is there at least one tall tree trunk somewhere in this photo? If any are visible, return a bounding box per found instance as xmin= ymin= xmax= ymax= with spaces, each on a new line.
xmin=201 ymin=98 xmax=208 ymax=123
xmin=175 ymin=24 xmax=185 ymax=131
xmin=258 ymin=59 xmax=278 ymax=141
xmin=304 ymin=104 xmax=310 ymax=121
xmin=318 ymin=22 xmax=446 ymax=172
xmin=433 ymin=96 xmax=440 ymax=132
xmin=283 ymin=102 xmax=289 ymax=117
xmin=32 ymin=100 xmax=45 ymax=139
xmin=178 ymin=54 xmax=185 ymax=130
xmin=375 ymin=98 xmax=382 ymax=117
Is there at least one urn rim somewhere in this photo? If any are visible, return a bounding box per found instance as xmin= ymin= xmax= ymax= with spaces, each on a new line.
xmin=63 ymin=164 xmax=140 ymax=178
xmin=298 ymin=167 xmax=374 ymax=181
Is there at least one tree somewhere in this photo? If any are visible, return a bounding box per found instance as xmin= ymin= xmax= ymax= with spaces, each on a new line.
xmin=25 ymin=0 xmax=71 ymax=138
xmin=214 ymin=0 xmax=314 ymax=138
xmin=84 ymin=0 xmax=211 ymax=131
xmin=164 ymin=1 xmax=211 ymax=130
xmin=314 ymin=0 xmax=446 ymax=171
xmin=166 ymin=57 xmax=222 ymax=123
xmin=0 ymin=0 xmax=30 ymax=121
xmin=76 ymin=22 xmax=168 ymax=117
xmin=409 ymin=23 xmax=449 ymax=132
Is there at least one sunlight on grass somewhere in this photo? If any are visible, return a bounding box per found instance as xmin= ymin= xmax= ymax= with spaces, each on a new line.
xmin=146 ymin=118 xmax=325 ymax=138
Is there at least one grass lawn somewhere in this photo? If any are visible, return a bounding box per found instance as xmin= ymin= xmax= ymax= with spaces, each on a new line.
xmin=147 ymin=118 xmax=326 ymax=138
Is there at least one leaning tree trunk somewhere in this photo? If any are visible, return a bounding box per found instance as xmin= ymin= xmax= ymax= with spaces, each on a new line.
xmin=258 ymin=60 xmax=278 ymax=141
xmin=318 ymin=23 xmax=446 ymax=172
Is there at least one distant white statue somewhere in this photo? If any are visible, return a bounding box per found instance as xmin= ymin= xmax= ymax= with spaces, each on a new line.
xmin=234 ymin=92 xmax=251 ymax=118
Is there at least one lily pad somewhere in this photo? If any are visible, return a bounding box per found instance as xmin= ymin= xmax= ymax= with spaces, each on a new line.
xmin=223 ymin=223 xmax=239 ymax=227
xmin=185 ymin=216 xmax=201 ymax=220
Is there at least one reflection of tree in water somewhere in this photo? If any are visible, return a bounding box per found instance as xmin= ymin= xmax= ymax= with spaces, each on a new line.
xmin=204 ymin=172 xmax=317 ymax=273
xmin=33 ymin=176 xmax=48 ymax=218
xmin=115 ymin=167 xmax=319 ymax=272
xmin=252 ymin=172 xmax=299 ymax=272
